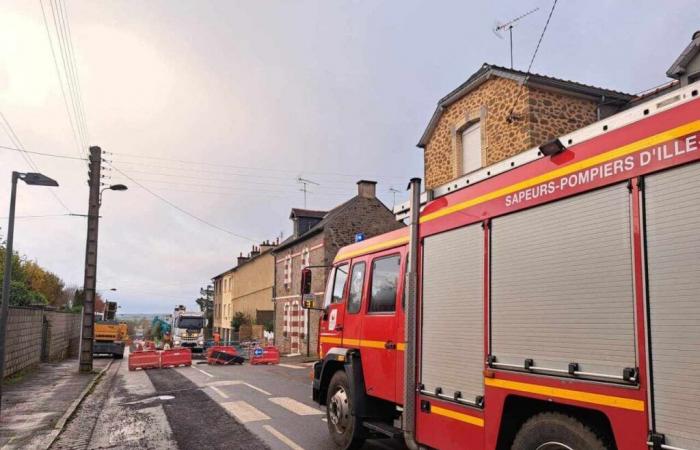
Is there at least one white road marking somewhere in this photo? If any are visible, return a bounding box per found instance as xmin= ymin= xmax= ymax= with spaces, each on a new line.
xmin=269 ymin=397 xmax=323 ymax=415
xmin=195 ymin=367 xmax=214 ymax=378
xmin=278 ymin=364 xmax=306 ymax=370
xmin=210 ymin=386 xmax=229 ymax=399
xmin=244 ymin=383 xmax=272 ymax=396
xmin=207 ymin=380 xmax=243 ymax=387
xmin=263 ymin=425 xmax=306 ymax=450
xmin=222 ymin=401 xmax=270 ymax=423
xmin=321 ymin=417 xmax=327 ymax=422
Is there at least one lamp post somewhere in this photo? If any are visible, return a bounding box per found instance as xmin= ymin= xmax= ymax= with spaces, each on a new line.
xmin=0 ymin=171 xmax=59 ymax=414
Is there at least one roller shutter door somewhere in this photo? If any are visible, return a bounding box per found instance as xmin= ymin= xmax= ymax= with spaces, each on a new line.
xmin=421 ymin=224 xmax=484 ymax=404
xmin=645 ymin=163 xmax=700 ymax=450
xmin=491 ymin=183 xmax=636 ymax=379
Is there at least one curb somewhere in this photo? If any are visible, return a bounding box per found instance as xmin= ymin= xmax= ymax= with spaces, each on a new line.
xmin=43 ymin=359 xmax=114 ymax=449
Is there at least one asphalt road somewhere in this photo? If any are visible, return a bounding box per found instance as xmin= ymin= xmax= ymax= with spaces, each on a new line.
xmin=170 ymin=358 xmax=407 ymax=450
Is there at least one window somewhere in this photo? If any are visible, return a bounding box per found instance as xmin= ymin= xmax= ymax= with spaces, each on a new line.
xmin=461 ymin=121 xmax=481 ymax=175
xmin=331 ymin=264 xmax=349 ymax=304
xmin=301 ymin=248 xmax=310 ymax=268
xmin=369 ymin=255 xmax=400 ymax=313
xmin=324 ymin=264 xmax=349 ymax=307
xmin=284 ymin=255 xmax=292 ymax=288
xmin=347 ymin=262 xmax=366 ymax=314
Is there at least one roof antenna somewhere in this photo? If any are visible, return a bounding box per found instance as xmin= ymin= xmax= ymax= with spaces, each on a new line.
xmin=297 ymin=177 xmax=319 ymax=208
xmin=388 ymin=187 xmax=402 ymax=208
xmin=493 ymin=7 xmax=539 ymax=69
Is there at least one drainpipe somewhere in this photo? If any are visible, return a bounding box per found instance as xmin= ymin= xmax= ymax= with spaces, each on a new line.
xmin=403 ymin=178 xmax=421 ymax=450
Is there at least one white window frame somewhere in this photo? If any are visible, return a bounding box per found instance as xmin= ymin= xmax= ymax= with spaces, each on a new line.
xmin=460 ymin=120 xmax=482 ymax=175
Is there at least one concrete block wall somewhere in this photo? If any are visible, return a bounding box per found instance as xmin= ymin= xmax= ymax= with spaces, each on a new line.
xmin=45 ymin=311 xmax=82 ymax=362
xmin=2 ymin=307 xmax=81 ymax=379
xmin=4 ymin=307 xmax=43 ymax=377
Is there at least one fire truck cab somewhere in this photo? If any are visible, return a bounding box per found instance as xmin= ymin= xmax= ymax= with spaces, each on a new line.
xmin=307 ymin=80 xmax=700 ymax=450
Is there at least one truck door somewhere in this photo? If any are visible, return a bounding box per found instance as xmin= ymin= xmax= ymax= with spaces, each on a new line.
xmin=319 ymin=263 xmax=349 ymax=357
xmin=361 ymin=251 xmax=403 ymax=403
xmin=342 ymin=259 xmax=367 ymax=351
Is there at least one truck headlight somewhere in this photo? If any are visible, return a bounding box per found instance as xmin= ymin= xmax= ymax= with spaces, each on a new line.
xmin=197 ymin=336 xmax=204 ymax=344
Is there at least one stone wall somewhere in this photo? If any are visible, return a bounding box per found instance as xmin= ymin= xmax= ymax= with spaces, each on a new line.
xmin=3 ymin=307 xmax=81 ymax=379
xmin=422 ymin=77 xmax=599 ymax=189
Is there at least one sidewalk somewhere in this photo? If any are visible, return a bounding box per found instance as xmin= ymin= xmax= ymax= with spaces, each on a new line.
xmin=0 ymin=357 xmax=110 ymax=449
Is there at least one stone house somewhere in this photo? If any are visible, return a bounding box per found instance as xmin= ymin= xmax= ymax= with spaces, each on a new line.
xmin=273 ymin=180 xmax=403 ymax=356
xmin=418 ymin=63 xmax=634 ymax=189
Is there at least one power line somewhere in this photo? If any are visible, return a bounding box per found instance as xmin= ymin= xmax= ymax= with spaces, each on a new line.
xmin=108 ymin=162 xmax=258 ymax=243
xmin=0 ymin=111 xmax=73 ymax=214
xmin=106 ymin=151 xmax=407 ymax=181
xmin=39 ymin=0 xmax=84 ymax=158
xmin=507 ymin=0 xmax=559 ymax=120
xmin=0 ymin=144 xmax=87 ymax=160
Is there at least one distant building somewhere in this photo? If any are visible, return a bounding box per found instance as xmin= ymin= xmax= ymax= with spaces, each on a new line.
xmin=273 ymin=180 xmax=403 ymax=356
xmin=417 ymin=63 xmax=633 ymax=189
xmin=212 ymin=240 xmax=277 ymax=342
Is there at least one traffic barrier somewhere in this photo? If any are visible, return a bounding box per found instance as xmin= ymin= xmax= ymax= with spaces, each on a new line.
xmin=207 ymin=346 xmax=244 ymax=365
xmin=250 ymin=345 xmax=280 ymax=365
xmin=128 ymin=350 xmax=160 ymax=371
xmin=160 ymin=347 xmax=192 ymax=368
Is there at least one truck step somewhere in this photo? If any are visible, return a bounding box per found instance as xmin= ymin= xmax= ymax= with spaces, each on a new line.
xmin=362 ymin=421 xmax=403 ymax=439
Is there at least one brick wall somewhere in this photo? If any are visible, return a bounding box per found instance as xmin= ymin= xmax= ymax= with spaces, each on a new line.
xmin=422 ymin=77 xmax=598 ymax=189
xmin=2 ymin=307 xmax=81 ymax=379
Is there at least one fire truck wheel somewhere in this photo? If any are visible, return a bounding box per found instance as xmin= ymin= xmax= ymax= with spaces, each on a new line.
xmin=512 ymin=412 xmax=609 ymax=450
xmin=326 ymin=370 xmax=365 ymax=450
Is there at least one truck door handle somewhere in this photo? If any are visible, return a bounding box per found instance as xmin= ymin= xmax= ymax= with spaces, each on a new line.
xmin=385 ymin=341 xmax=396 ymax=350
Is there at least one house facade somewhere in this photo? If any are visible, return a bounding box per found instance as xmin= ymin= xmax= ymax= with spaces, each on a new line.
xmin=212 ymin=241 xmax=277 ymax=342
xmin=418 ymin=63 xmax=633 ymax=189
xmin=273 ymin=180 xmax=404 ymax=356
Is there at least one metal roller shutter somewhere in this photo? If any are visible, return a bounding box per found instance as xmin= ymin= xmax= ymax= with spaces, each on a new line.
xmin=421 ymin=224 xmax=484 ymax=404
xmin=645 ymin=163 xmax=700 ymax=450
xmin=491 ymin=183 xmax=636 ymax=379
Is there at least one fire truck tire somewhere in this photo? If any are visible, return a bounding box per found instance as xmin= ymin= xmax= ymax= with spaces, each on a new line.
xmin=326 ymin=370 xmax=365 ymax=450
xmin=512 ymin=412 xmax=609 ymax=450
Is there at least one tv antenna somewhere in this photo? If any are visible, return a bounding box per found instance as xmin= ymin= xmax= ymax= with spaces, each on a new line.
xmin=388 ymin=187 xmax=402 ymax=208
xmin=493 ymin=7 xmax=539 ymax=69
xmin=297 ymin=177 xmax=319 ymax=208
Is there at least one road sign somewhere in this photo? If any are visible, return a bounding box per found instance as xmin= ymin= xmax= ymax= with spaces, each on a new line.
xmin=254 ymin=347 xmax=264 ymax=357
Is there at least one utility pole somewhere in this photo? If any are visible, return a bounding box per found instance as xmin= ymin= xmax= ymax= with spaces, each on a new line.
xmin=296 ymin=177 xmax=319 ymax=208
xmin=79 ymin=146 xmax=101 ymax=373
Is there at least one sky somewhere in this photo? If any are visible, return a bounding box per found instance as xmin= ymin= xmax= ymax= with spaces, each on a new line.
xmin=1 ymin=0 xmax=697 ymax=313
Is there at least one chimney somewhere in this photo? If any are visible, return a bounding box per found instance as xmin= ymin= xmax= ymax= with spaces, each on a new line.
xmin=237 ymin=251 xmax=249 ymax=266
xmin=260 ymin=240 xmax=276 ymax=253
xmin=357 ymin=180 xmax=377 ymax=198
xmin=250 ymin=245 xmax=260 ymax=258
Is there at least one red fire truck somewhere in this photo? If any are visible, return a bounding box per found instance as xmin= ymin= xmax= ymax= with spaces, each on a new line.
xmin=302 ymin=80 xmax=700 ymax=450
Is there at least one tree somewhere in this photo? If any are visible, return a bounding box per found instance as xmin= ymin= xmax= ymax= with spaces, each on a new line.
xmin=231 ymin=312 xmax=251 ymax=332
xmin=0 ymin=280 xmax=48 ymax=306
xmin=196 ymin=285 xmax=214 ymax=338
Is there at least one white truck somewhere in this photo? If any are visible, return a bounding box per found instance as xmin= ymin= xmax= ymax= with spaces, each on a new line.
xmin=171 ymin=305 xmax=206 ymax=352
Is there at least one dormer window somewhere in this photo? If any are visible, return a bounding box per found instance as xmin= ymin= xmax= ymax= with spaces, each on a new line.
xmin=460 ymin=121 xmax=482 ymax=175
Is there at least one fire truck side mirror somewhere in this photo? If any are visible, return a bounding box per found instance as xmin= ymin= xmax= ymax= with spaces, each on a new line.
xmin=300 ymin=268 xmax=315 ymax=309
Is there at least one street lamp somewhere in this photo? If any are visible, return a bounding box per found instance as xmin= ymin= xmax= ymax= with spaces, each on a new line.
xmin=99 ymin=184 xmax=128 ymax=205
xmin=0 ymin=171 xmax=59 ymax=415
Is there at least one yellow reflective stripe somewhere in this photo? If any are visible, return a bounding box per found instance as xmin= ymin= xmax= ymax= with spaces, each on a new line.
xmin=334 ymin=236 xmax=409 ymax=262
xmin=320 ymin=337 xmax=406 ymax=352
xmin=421 ymin=120 xmax=700 ymax=223
xmin=485 ymin=378 xmax=645 ymax=412
xmin=430 ymin=405 xmax=484 ymax=427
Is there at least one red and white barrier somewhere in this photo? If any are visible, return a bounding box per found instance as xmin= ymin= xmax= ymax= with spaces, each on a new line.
xmin=250 ymin=346 xmax=280 ymax=365
xmin=128 ymin=350 xmax=160 ymax=371
xmin=160 ymin=347 xmax=192 ymax=368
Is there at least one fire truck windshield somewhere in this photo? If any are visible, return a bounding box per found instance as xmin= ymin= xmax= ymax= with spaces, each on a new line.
xmin=176 ymin=317 xmax=204 ymax=329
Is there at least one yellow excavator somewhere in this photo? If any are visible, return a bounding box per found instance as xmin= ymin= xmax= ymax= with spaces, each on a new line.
xmin=94 ymin=301 xmax=128 ymax=358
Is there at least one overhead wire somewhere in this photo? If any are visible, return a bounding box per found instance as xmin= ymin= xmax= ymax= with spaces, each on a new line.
xmin=108 ymin=162 xmax=258 ymax=243
xmin=0 ymin=144 xmax=87 ymax=161
xmin=0 ymin=111 xmax=73 ymax=214
xmin=39 ymin=0 xmax=84 ymax=158
xmin=506 ymin=0 xmax=559 ymax=119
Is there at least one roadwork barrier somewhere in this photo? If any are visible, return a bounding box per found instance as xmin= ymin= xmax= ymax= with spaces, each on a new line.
xmin=160 ymin=348 xmax=192 ymax=368
xmin=250 ymin=346 xmax=280 ymax=365
xmin=128 ymin=350 xmax=161 ymax=371
xmin=207 ymin=346 xmax=244 ymax=365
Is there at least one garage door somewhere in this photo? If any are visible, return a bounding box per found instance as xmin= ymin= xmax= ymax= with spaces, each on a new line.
xmin=491 ymin=183 xmax=637 ymax=380
xmin=421 ymin=224 xmax=484 ymax=404
xmin=645 ymin=163 xmax=700 ymax=450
